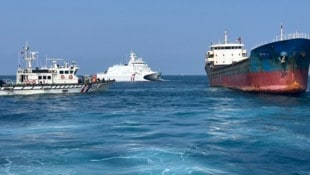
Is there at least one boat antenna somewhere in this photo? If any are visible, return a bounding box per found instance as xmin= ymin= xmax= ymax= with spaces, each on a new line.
xmin=37 ymin=52 xmax=39 ymax=67
xmin=280 ymin=23 xmax=284 ymax=41
xmin=17 ymin=50 xmax=21 ymax=68
xmin=224 ymin=30 xmax=228 ymax=44
xmin=45 ymin=54 xmax=48 ymax=67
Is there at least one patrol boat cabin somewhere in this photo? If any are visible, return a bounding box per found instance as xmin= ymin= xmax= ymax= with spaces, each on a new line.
xmin=0 ymin=43 xmax=114 ymax=95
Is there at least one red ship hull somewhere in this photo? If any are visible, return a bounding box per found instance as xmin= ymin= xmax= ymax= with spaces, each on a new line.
xmin=209 ymin=68 xmax=308 ymax=94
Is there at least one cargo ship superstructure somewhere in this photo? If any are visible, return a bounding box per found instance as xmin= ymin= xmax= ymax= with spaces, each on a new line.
xmin=205 ymin=26 xmax=310 ymax=94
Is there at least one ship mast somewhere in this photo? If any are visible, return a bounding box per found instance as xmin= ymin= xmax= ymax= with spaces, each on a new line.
xmin=280 ymin=23 xmax=284 ymax=41
xmin=129 ymin=51 xmax=136 ymax=63
xmin=22 ymin=42 xmax=38 ymax=69
xmin=224 ymin=30 xmax=228 ymax=44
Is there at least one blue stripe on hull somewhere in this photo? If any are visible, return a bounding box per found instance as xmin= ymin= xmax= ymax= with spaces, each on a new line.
xmin=249 ymin=38 xmax=310 ymax=73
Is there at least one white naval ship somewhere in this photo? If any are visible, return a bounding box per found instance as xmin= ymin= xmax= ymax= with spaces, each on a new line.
xmin=0 ymin=43 xmax=114 ymax=96
xmin=97 ymin=51 xmax=162 ymax=82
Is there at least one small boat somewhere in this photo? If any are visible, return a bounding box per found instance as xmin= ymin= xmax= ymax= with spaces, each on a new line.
xmin=97 ymin=51 xmax=162 ymax=82
xmin=0 ymin=43 xmax=114 ymax=96
xmin=205 ymin=25 xmax=310 ymax=94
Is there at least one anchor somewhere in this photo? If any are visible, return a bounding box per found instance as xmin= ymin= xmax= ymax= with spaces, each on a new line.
xmin=279 ymin=51 xmax=288 ymax=64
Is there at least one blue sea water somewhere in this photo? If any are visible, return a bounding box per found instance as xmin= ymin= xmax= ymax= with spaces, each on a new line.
xmin=0 ymin=75 xmax=309 ymax=175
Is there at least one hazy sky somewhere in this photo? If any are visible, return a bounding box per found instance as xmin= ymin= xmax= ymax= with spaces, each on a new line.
xmin=1 ymin=0 xmax=309 ymax=75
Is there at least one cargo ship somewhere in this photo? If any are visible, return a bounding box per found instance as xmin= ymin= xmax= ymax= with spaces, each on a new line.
xmin=205 ymin=26 xmax=310 ymax=94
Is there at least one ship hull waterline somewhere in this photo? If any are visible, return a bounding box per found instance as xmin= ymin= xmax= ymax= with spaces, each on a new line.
xmin=206 ymin=64 xmax=309 ymax=94
xmin=0 ymin=81 xmax=114 ymax=96
xmin=99 ymin=72 xmax=162 ymax=82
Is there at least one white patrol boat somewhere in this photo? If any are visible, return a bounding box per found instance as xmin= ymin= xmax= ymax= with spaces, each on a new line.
xmin=97 ymin=51 xmax=162 ymax=82
xmin=0 ymin=43 xmax=114 ymax=96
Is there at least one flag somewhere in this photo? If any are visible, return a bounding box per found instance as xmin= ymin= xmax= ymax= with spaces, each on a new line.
xmin=237 ymin=37 xmax=241 ymax=43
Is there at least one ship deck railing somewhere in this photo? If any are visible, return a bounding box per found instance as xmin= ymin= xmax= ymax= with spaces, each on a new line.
xmin=252 ymin=32 xmax=310 ymax=50
xmin=273 ymin=32 xmax=310 ymax=42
